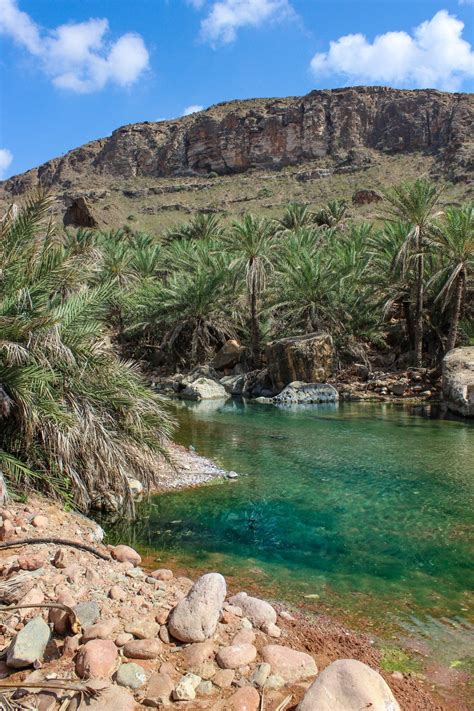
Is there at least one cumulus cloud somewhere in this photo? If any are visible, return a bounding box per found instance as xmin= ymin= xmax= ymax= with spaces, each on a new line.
xmin=197 ymin=0 xmax=295 ymax=46
xmin=0 ymin=0 xmax=149 ymax=92
xmin=0 ymin=149 xmax=13 ymax=179
xmin=183 ymin=104 xmax=204 ymax=115
xmin=310 ymin=11 xmax=474 ymax=91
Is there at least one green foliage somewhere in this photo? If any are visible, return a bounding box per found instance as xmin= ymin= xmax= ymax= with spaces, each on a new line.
xmin=0 ymin=194 xmax=172 ymax=515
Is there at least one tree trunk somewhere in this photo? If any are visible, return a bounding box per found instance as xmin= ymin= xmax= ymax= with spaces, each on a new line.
xmin=250 ymin=287 xmax=260 ymax=368
xmin=413 ymin=245 xmax=424 ymax=368
xmin=446 ymin=271 xmax=465 ymax=354
xmin=402 ymin=300 xmax=415 ymax=350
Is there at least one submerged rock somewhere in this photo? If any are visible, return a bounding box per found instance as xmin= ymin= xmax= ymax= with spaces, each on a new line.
xmin=296 ymin=658 xmax=400 ymax=711
xmin=273 ymin=381 xmax=339 ymax=405
xmin=442 ymin=346 xmax=474 ymax=417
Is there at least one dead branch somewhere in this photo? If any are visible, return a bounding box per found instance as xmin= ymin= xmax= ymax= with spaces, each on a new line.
xmin=0 ymin=538 xmax=110 ymax=561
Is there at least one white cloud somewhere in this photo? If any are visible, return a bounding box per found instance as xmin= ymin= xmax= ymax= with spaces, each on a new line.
xmin=310 ymin=10 xmax=474 ymax=91
xmin=183 ymin=104 xmax=204 ymax=115
xmin=0 ymin=149 xmax=13 ymax=179
xmin=458 ymin=0 xmax=474 ymax=5
xmin=198 ymin=0 xmax=295 ymax=46
xmin=0 ymin=0 xmax=149 ymax=93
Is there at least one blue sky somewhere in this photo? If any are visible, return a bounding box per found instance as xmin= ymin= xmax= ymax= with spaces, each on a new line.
xmin=0 ymin=0 xmax=473 ymax=178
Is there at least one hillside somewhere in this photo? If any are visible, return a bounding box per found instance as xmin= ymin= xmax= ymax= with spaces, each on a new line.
xmin=1 ymin=86 xmax=473 ymax=231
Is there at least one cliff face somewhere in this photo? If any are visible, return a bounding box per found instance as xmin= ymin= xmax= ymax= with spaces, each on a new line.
xmin=3 ymin=86 xmax=473 ymax=196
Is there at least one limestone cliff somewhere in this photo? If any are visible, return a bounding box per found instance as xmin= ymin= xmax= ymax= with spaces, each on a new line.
xmin=3 ymin=87 xmax=473 ymax=196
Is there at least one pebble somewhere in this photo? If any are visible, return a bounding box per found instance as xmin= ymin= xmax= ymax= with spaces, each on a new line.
xmin=82 ymin=619 xmax=119 ymax=642
xmin=115 ymin=662 xmax=147 ymax=689
xmin=227 ymin=686 xmax=260 ymax=710
xmin=123 ymin=638 xmax=163 ymax=660
xmin=109 ymin=585 xmax=127 ymax=601
xmin=250 ymin=662 xmax=271 ymax=687
xmin=197 ymin=680 xmax=214 ymax=695
xmin=125 ymin=619 xmax=159 ymax=639
xmin=262 ymin=621 xmax=281 ymax=637
xmin=144 ymin=671 xmax=174 ymax=707
xmin=173 ymin=672 xmax=201 ymax=701
xmin=213 ymin=668 xmax=235 ymax=688
xmin=151 ymin=568 xmax=173 ymax=581
xmin=115 ymin=632 xmax=133 ymax=647
xmin=73 ymin=601 xmax=100 ymax=628
xmin=32 ymin=515 xmax=49 ymax=528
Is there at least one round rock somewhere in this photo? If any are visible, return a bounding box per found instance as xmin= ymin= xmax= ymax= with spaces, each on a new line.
xmin=168 ymin=573 xmax=226 ymax=643
xmin=216 ymin=643 xmax=257 ymax=669
xmin=261 ymin=645 xmax=317 ymax=682
xmin=115 ymin=662 xmax=147 ymax=690
xmin=75 ymin=639 xmax=118 ymax=678
xmin=229 ymin=592 xmax=276 ymax=629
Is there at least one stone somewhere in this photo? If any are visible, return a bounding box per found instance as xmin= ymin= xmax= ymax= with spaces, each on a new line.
xmin=265 ymin=674 xmax=285 ymax=690
xmin=155 ymin=608 xmax=170 ymax=624
xmin=159 ymin=625 xmax=170 ymax=644
xmin=391 ymin=382 xmax=407 ymax=396
xmin=229 ymin=592 xmax=277 ymax=629
xmin=173 ymin=673 xmax=201 ymax=701
xmin=181 ymin=641 xmax=215 ymax=670
xmin=250 ymin=663 xmax=271 ymax=687
xmin=123 ymin=638 xmax=163 ymax=660
xmin=125 ymin=619 xmax=159 ymax=639
xmin=262 ymin=621 xmax=281 ymax=638
xmin=111 ymin=545 xmax=142 ymax=566
xmin=216 ymin=643 xmax=257 ymax=669
xmin=168 ymin=572 xmax=226 ymax=643
xmin=442 ymin=346 xmax=474 ymax=417
xmin=213 ymin=668 xmax=235 ymax=688
xmin=261 ymin=645 xmax=317 ymax=682
xmin=49 ymin=591 xmax=76 ymax=635
xmin=75 ymin=639 xmax=118 ymax=678
xmin=211 ymin=340 xmax=246 ymax=370
xmin=63 ymin=197 xmax=99 ymax=229
xmin=18 ymin=552 xmax=47 ymax=571
xmin=227 ymin=686 xmax=260 ymax=710
xmin=63 ymin=634 xmax=81 ymax=656
xmin=220 ymin=374 xmax=246 ymax=396
xmin=32 ymin=515 xmax=49 ymax=528
xmin=144 ymin=672 xmax=174 ymax=707
xmin=296 ymin=659 xmax=400 ymax=711
xmin=352 ymin=189 xmax=382 ymax=206
xmin=266 ymin=333 xmax=335 ymax=391
xmin=273 ymin=382 xmax=339 ymax=405
xmin=197 ymin=679 xmax=214 ymax=695
xmin=72 ymin=680 xmax=135 ymax=711
xmin=181 ymin=376 xmax=229 ymax=401
xmin=6 ymin=617 xmax=51 ymax=669
xmin=115 ymin=633 xmax=133 ymax=647
xmin=0 ymin=518 xmax=14 ymax=540
xmin=115 ymin=662 xmax=147 ymax=690
xmin=232 ymin=629 xmax=256 ymax=645
xmin=52 ymin=549 xmax=67 ymax=568
xmin=151 ymin=568 xmax=173 ymax=581
xmin=109 ymin=585 xmax=127 ymax=601
xmin=82 ymin=619 xmax=119 ymax=642
xmin=74 ymin=601 xmax=100 ymax=628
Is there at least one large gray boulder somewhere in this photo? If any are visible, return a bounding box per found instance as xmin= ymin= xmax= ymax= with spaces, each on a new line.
xmin=181 ymin=377 xmax=229 ymax=401
xmin=220 ymin=373 xmax=246 ymax=396
xmin=266 ymin=333 xmax=335 ymax=391
xmin=7 ymin=616 xmax=51 ymax=669
xmin=273 ymin=382 xmax=338 ymax=405
xmin=297 ymin=659 xmax=400 ymax=711
xmin=168 ymin=573 xmax=226 ymax=642
xmin=442 ymin=346 xmax=474 ymax=417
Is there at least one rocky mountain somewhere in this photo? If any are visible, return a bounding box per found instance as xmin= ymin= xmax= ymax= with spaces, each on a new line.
xmin=1 ymin=86 xmax=472 ymax=230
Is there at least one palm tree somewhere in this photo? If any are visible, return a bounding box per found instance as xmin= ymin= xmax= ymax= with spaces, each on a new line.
xmin=429 ymin=205 xmax=473 ymax=353
xmin=382 ymin=179 xmax=442 ymax=366
xmin=0 ymin=193 xmax=172 ymax=516
xmin=224 ymin=215 xmax=275 ymax=366
xmin=313 ymin=199 xmax=347 ymax=228
xmin=277 ymin=203 xmax=315 ymax=231
xmin=166 ymin=213 xmax=224 ymax=242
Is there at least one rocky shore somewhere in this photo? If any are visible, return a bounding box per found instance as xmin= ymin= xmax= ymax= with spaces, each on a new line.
xmin=0 ymin=498 xmax=468 ymax=711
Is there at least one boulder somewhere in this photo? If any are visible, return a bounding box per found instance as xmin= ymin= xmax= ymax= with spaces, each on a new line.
xmin=63 ymin=197 xmax=99 ymax=228
xmin=6 ymin=617 xmax=51 ymax=669
xmin=442 ymin=346 xmax=474 ymax=417
xmin=111 ymin=544 xmax=142 ymax=566
xmin=181 ymin=377 xmax=229 ymax=401
xmin=273 ymin=382 xmax=339 ymax=405
xmin=242 ymin=369 xmax=275 ymax=399
xmin=352 ymin=189 xmax=382 ymax=206
xmin=211 ymin=340 xmax=246 ymax=370
xmin=168 ymin=573 xmax=226 ymax=642
xmin=296 ymin=659 xmax=400 ymax=711
xmin=220 ymin=373 xmax=246 ymax=396
xmin=266 ymin=333 xmax=335 ymax=391
xmin=228 ymin=592 xmax=277 ymax=629
xmin=261 ymin=645 xmax=317 ymax=682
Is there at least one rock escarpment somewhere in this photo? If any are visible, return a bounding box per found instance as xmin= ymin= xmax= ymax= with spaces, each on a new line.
xmin=2 ymin=87 xmax=473 ymax=197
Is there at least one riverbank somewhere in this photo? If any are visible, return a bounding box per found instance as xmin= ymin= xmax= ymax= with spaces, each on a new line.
xmin=0 ymin=497 xmax=469 ymax=710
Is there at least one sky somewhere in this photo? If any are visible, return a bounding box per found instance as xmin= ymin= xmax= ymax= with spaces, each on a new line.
xmin=0 ymin=0 xmax=473 ymax=179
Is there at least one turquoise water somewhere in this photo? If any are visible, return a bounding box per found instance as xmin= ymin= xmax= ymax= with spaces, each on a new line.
xmin=116 ymin=400 xmax=473 ymax=654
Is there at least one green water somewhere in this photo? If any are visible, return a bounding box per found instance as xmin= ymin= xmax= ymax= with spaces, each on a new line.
xmin=118 ymin=400 xmax=474 ymax=660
